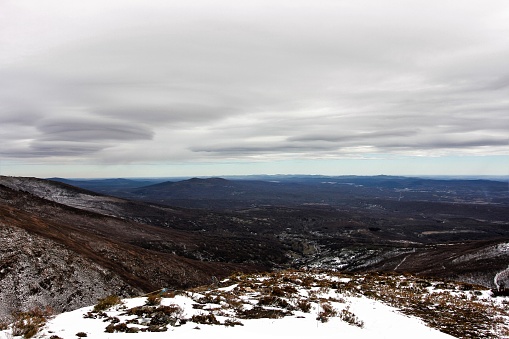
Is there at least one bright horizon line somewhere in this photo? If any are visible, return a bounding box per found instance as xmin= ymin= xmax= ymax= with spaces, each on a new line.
xmin=1 ymin=155 xmax=507 ymax=179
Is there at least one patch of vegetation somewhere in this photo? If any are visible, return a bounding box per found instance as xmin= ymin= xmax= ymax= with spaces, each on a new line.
xmin=101 ymin=302 xmax=186 ymax=334
xmin=126 ymin=305 xmax=183 ymax=319
xmin=104 ymin=321 xmax=142 ymax=333
xmin=257 ymin=295 xmax=291 ymax=309
xmin=191 ymin=313 xmax=220 ymax=325
xmin=93 ymin=295 xmax=122 ymax=313
xmin=339 ymin=307 xmax=364 ymax=328
xmin=145 ymin=294 xmax=162 ymax=306
xmin=223 ymin=318 xmax=244 ymax=327
xmin=297 ymin=299 xmax=312 ymax=312
xmin=105 ymin=322 xmax=128 ymax=333
xmin=11 ymin=307 xmax=53 ymax=339
xmin=195 ymin=293 xmax=222 ymax=305
xmin=236 ymin=307 xmax=292 ymax=319
xmin=316 ymin=302 xmax=336 ymax=323
xmin=349 ymin=272 xmax=509 ymax=338
xmin=145 ymin=325 xmax=167 ymax=332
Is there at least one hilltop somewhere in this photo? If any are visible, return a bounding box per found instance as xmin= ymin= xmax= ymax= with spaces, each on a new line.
xmin=2 ymin=270 xmax=508 ymax=339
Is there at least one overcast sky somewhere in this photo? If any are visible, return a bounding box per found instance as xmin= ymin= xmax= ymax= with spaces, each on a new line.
xmin=1 ymin=0 xmax=508 ymax=178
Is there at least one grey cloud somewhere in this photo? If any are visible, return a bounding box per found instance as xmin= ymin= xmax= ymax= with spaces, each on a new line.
xmin=29 ymin=142 xmax=105 ymax=157
xmin=377 ymin=137 xmax=509 ymax=150
xmin=191 ymin=144 xmax=334 ymax=155
xmin=0 ymin=142 xmax=104 ymax=158
xmin=0 ymin=112 xmax=43 ymax=126
xmin=441 ymin=118 xmax=509 ymax=134
xmin=37 ymin=118 xmax=154 ymax=142
xmin=0 ymin=116 xmax=154 ymax=159
xmin=190 ymin=136 xmax=509 ymax=160
xmin=1 ymin=0 xmax=508 ymax=167
xmin=97 ymin=102 xmax=241 ymax=126
xmin=288 ymin=130 xmax=419 ymax=143
xmin=487 ymin=75 xmax=509 ymax=91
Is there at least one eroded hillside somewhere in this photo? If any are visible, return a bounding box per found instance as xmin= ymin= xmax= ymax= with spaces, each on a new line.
xmin=0 ymin=181 xmax=266 ymax=320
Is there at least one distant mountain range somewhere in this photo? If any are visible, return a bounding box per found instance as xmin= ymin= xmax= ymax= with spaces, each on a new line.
xmin=50 ymin=175 xmax=509 ymax=211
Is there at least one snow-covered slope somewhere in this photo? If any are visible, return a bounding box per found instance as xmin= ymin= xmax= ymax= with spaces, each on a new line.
xmin=0 ymin=224 xmax=139 ymax=322
xmin=38 ymin=296 xmax=451 ymax=339
xmin=0 ymin=176 xmax=125 ymax=216
xmin=2 ymin=270 xmax=508 ymax=339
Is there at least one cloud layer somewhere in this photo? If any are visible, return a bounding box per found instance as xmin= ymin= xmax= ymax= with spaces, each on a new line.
xmin=1 ymin=0 xmax=508 ymax=174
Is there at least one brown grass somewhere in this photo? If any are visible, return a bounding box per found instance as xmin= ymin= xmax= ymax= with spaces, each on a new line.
xmin=11 ymin=307 xmax=53 ymax=339
xmin=93 ymin=295 xmax=122 ymax=313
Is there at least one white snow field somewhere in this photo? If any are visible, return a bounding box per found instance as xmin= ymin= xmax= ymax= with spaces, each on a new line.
xmin=2 ymin=270 xmax=508 ymax=339
xmin=39 ymin=296 xmax=453 ymax=339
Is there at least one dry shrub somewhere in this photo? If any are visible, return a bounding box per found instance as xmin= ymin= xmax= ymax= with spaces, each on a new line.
xmin=195 ymin=293 xmax=221 ymax=305
xmin=145 ymin=294 xmax=162 ymax=306
xmin=223 ymin=318 xmax=244 ymax=327
xmin=191 ymin=313 xmax=220 ymax=325
xmin=12 ymin=307 xmax=53 ymax=338
xmin=105 ymin=322 xmax=128 ymax=333
xmin=297 ymin=299 xmax=312 ymax=313
xmin=316 ymin=302 xmax=336 ymax=323
xmin=301 ymin=276 xmax=315 ymax=288
xmin=258 ymin=296 xmax=291 ymax=309
xmin=93 ymin=295 xmax=122 ymax=312
xmin=105 ymin=321 xmax=142 ymax=333
xmin=124 ymin=304 xmax=184 ymax=328
xmin=236 ymin=307 xmax=291 ymax=319
xmin=270 ymin=286 xmax=286 ymax=297
xmin=339 ymin=307 xmax=364 ymax=328
xmin=144 ymin=325 xmax=167 ymax=332
xmin=223 ymin=294 xmax=244 ymax=309
xmin=161 ymin=290 xmax=176 ymax=298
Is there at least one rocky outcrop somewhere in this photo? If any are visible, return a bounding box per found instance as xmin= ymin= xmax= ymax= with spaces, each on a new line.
xmin=495 ymin=266 xmax=509 ymax=292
